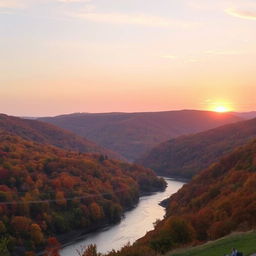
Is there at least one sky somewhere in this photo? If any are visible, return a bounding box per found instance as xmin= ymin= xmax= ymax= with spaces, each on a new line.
xmin=0 ymin=0 xmax=256 ymax=116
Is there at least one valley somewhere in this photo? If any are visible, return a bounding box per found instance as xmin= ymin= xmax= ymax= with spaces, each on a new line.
xmin=1 ymin=111 xmax=256 ymax=256
xmin=2 ymin=1 xmax=256 ymax=255
xmin=39 ymin=110 xmax=241 ymax=161
xmin=138 ymin=117 xmax=256 ymax=178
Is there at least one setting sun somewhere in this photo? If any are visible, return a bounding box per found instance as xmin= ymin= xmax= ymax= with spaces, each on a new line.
xmin=214 ymin=106 xmax=230 ymax=113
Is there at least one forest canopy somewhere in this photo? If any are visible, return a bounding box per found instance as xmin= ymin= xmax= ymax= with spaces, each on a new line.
xmin=0 ymin=131 xmax=165 ymax=255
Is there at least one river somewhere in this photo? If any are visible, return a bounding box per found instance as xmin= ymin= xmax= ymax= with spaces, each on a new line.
xmin=60 ymin=178 xmax=185 ymax=256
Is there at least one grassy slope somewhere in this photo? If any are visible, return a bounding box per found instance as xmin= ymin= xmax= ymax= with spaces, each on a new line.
xmin=168 ymin=231 xmax=256 ymax=256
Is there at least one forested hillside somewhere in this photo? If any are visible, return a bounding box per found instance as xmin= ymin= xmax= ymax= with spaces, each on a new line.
xmin=0 ymin=132 xmax=165 ymax=255
xmin=136 ymin=139 xmax=256 ymax=254
xmin=138 ymin=118 xmax=256 ymax=178
xmin=83 ymin=139 xmax=256 ymax=256
xmin=0 ymin=114 xmax=122 ymax=160
xmin=39 ymin=110 xmax=241 ymax=160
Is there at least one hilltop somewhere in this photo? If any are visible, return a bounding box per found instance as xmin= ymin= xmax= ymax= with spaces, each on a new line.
xmin=233 ymin=112 xmax=256 ymax=120
xmin=0 ymin=114 xmax=122 ymax=160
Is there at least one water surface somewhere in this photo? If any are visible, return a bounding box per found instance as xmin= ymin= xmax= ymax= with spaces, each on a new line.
xmin=61 ymin=178 xmax=185 ymax=255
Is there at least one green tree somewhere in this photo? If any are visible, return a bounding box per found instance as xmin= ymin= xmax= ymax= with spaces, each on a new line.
xmin=0 ymin=237 xmax=10 ymax=256
xmin=78 ymin=244 xmax=102 ymax=256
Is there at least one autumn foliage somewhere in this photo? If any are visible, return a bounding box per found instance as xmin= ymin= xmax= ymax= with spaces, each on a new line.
xmin=0 ymin=131 xmax=165 ymax=255
xmin=165 ymin=140 xmax=256 ymax=238
xmin=138 ymin=117 xmax=256 ymax=178
xmin=39 ymin=110 xmax=241 ymax=161
xmin=0 ymin=114 xmax=122 ymax=160
xmin=87 ymin=138 xmax=256 ymax=256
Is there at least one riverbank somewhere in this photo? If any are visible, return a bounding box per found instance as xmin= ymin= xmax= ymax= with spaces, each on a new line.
xmin=37 ymin=185 xmax=167 ymax=256
xmin=159 ymin=175 xmax=190 ymax=183
xmin=60 ymin=178 xmax=185 ymax=256
xmin=57 ymin=187 xmax=168 ymax=250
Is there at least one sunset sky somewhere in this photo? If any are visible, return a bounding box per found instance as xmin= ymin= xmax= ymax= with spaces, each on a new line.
xmin=0 ymin=0 xmax=256 ymax=116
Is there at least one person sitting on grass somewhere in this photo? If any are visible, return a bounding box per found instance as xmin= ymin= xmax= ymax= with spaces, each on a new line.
xmin=230 ymin=248 xmax=244 ymax=256
xmin=231 ymin=248 xmax=238 ymax=256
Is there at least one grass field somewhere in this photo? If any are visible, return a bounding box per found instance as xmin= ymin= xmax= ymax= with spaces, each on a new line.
xmin=167 ymin=231 xmax=256 ymax=256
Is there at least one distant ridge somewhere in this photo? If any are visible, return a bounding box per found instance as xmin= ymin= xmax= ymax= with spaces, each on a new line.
xmin=0 ymin=113 xmax=123 ymax=160
xmin=39 ymin=110 xmax=242 ymax=161
xmin=138 ymin=117 xmax=256 ymax=178
xmin=233 ymin=111 xmax=256 ymax=119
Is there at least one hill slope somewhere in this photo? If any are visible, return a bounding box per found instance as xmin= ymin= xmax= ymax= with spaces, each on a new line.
xmin=54 ymin=140 xmax=256 ymax=256
xmin=39 ymin=110 xmax=241 ymax=161
xmin=234 ymin=111 xmax=256 ymax=119
xmin=167 ymin=138 xmax=256 ymax=229
xmin=168 ymin=231 xmax=256 ymax=256
xmin=0 ymin=132 xmax=165 ymax=255
xmin=138 ymin=118 xmax=256 ymax=178
xmin=137 ymin=139 xmax=256 ymax=254
xmin=0 ymin=114 xmax=122 ymax=160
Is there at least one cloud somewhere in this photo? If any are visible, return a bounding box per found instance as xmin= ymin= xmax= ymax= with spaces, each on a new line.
xmin=161 ymin=55 xmax=177 ymax=59
xmin=184 ymin=58 xmax=199 ymax=63
xmin=226 ymin=8 xmax=256 ymax=20
xmin=0 ymin=0 xmax=92 ymax=9
xmin=57 ymin=0 xmax=92 ymax=3
xmin=205 ymin=49 xmax=246 ymax=55
xmin=0 ymin=0 xmax=25 ymax=9
xmin=223 ymin=0 xmax=256 ymax=20
xmin=187 ymin=0 xmax=218 ymax=11
xmin=188 ymin=0 xmax=256 ymax=20
xmin=67 ymin=11 xmax=192 ymax=28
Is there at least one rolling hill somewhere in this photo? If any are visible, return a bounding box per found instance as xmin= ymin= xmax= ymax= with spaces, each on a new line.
xmin=127 ymin=139 xmax=256 ymax=255
xmin=234 ymin=111 xmax=256 ymax=120
xmin=39 ymin=110 xmax=242 ymax=161
xmin=0 ymin=114 xmax=122 ymax=160
xmin=164 ymin=138 xmax=256 ymax=241
xmin=0 ymin=131 xmax=165 ymax=255
xmin=80 ymin=138 xmax=256 ymax=256
xmin=137 ymin=118 xmax=256 ymax=178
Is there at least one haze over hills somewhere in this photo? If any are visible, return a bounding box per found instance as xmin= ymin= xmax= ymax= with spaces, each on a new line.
xmin=39 ymin=110 xmax=242 ymax=161
xmin=0 ymin=114 xmax=122 ymax=160
xmin=233 ymin=111 xmax=256 ymax=120
xmin=138 ymin=117 xmax=256 ymax=178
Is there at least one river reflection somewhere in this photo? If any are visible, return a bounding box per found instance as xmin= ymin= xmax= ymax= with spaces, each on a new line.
xmin=61 ymin=178 xmax=185 ymax=256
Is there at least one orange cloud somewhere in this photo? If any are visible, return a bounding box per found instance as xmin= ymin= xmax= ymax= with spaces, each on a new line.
xmin=57 ymin=0 xmax=92 ymax=2
xmin=0 ymin=0 xmax=24 ymax=9
xmin=67 ymin=11 xmax=193 ymax=28
xmin=0 ymin=0 xmax=92 ymax=9
xmin=226 ymin=8 xmax=256 ymax=20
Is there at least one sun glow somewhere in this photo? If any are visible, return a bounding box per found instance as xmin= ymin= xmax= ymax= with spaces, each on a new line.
xmin=208 ymin=101 xmax=233 ymax=113
xmin=213 ymin=106 xmax=230 ymax=113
